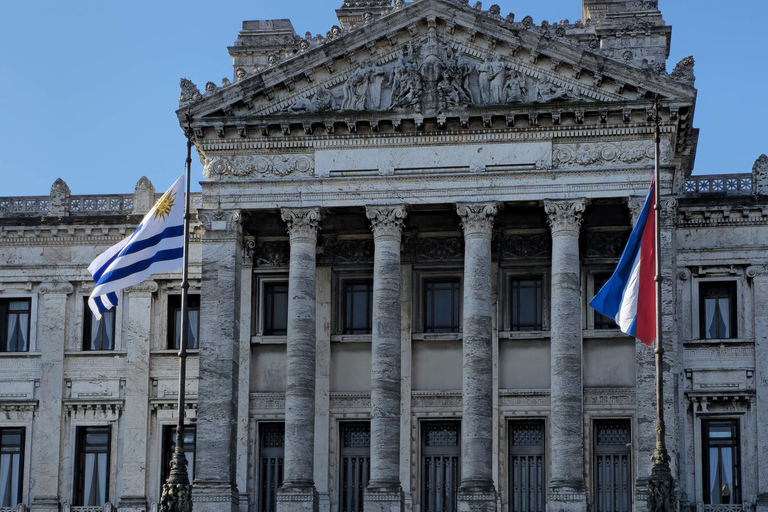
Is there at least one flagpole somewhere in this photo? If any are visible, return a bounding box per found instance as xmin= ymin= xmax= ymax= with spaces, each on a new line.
xmin=160 ymin=115 xmax=194 ymax=512
xmin=647 ymin=94 xmax=675 ymax=512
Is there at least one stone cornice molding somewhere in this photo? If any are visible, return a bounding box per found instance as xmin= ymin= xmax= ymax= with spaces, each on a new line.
xmin=38 ymin=281 xmax=74 ymax=295
xmin=124 ymin=280 xmax=159 ymax=294
xmin=544 ymin=198 xmax=586 ymax=235
xmin=365 ymin=205 xmax=408 ymax=242
xmin=678 ymin=205 xmax=768 ymax=228
xmin=281 ymin=207 xmax=322 ymax=244
xmin=456 ymin=202 xmax=499 ymax=238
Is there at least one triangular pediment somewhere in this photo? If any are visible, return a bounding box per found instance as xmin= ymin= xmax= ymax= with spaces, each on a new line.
xmin=179 ymin=0 xmax=695 ymax=128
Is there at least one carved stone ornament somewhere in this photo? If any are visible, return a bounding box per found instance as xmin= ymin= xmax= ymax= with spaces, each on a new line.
xmin=403 ymin=235 xmax=464 ymax=263
xmin=281 ymin=207 xmax=322 ymax=243
xmin=553 ymin=142 xmax=658 ymax=169
xmin=544 ymin=199 xmax=586 ymax=233
xmin=133 ymin=176 xmax=156 ymax=215
xmin=583 ymin=230 xmax=628 ymax=258
xmin=38 ymin=281 xmax=74 ymax=295
xmin=204 ymin=154 xmax=314 ymax=180
xmin=321 ymin=237 xmax=374 ymax=265
xmin=627 ymin=196 xmax=646 ymax=226
xmin=457 ymin=202 xmax=499 ymax=236
xmin=752 ymin=154 xmax=768 ymax=195
xmin=197 ymin=208 xmax=242 ymax=232
xmin=669 ymin=55 xmax=695 ymax=86
xmin=47 ymin=178 xmax=71 ymax=216
xmin=494 ymin=233 xmax=550 ymax=259
xmin=125 ymin=280 xmax=159 ymax=294
xmin=178 ymin=78 xmax=203 ymax=106
xmin=255 ymin=241 xmax=290 ymax=267
xmin=366 ymin=205 xmax=408 ymax=241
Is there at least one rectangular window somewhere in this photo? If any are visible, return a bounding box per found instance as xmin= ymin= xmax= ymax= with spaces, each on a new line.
xmin=0 ymin=427 xmax=24 ymax=508
xmin=421 ymin=421 xmax=461 ymax=512
xmin=510 ymin=277 xmax=543 ymax=331
xmin=424 ymin=279 xmax=461 ymax=333
xmin=262 ymin=282 xmax=288 ymax=336
xmin=702 ymin=419 xmax=741 ymax=505
xmin=259 ymin=423 xmax=284 ymax=512
xmin=700 ymin=282 xmax=737 ymax=339
xmin=0 ymin=299 xmax=31 ymax=352
xmin=509 ymin=420 xmax=545 ymax=512
xmin=593 ymin=274 xmax=618 ymax=330
xmin=83 ymin=298 xmax=115 ymax=350
xmin=593 ymin=420 xmax=632 ymax=512
xmin=161 ymin=425 xmax=196 ymax=487
xmin=73 ymin=426 xmax=110 ymax=507
xmin=167 ymin=295 xmax=200 ymax=349
xmin=343 ymin=281 xmax=373 ymax=335
xmin=339 ymin=422 xmax=370 ymax=512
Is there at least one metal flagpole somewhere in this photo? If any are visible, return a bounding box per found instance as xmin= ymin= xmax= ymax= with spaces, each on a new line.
xmin=160 ymin=114 xmax=195 ymax=512
xmin=647 ymin=94 xmax=675 ymax=512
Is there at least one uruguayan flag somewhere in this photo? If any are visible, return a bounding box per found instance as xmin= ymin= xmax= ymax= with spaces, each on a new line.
xmin=88 ymin=175 xmax=185 ymax=319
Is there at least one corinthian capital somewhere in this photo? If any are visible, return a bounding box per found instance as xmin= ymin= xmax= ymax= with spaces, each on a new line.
xmin=281 ymin=207 xmax=322 ymax=243
xmin=366 ymin=205 xmax=407 ymax=241
xmin=544 ymin=199 xmax=586 ymax=234
xmin=457 ymin=202 xmax=499 ymax=237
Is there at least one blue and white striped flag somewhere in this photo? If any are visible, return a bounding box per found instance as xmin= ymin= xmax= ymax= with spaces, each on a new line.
xmin=88 ymin=175 xmax=185 ymax=319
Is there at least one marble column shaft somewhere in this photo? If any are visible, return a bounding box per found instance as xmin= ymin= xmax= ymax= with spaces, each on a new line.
xmin=193 ymin=210 xmax=243 ymax=512
xmin=278 ymin=207 xmax=321 ymax=510
xmin=365 ymin=206 xmax=407 ymax=510
xmin=30 ymin=282 xmax=72 ymax=512
xmin=753 ymin=272 xmax=768 ymax=512
xmin=545 ymin=199 xmax=587 ymax=501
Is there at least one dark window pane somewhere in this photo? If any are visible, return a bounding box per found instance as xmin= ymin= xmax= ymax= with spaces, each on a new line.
xmin=83 ymin=298 xmax=115 ymax=351
xmin=510 ymin=278 xmax=542 ymax=331
xmin=593 ymin=420 xmax=632 ymax=512
xmin=594 ymin=274 xmax=618 ymax=329
xmin=343 ymin=281 xmax=373 ymax=335
xmin=700 ymin=283 xmax=737 ymax=339
xmin=1 ymin=299 xmax=31 ymax=352
xmin=259 ymin=423 xmax=285 ymax=512
xmin=0 ymin=427 xmax=24 ymax=508
xmin=74 ymin=426 xmax=110 ymax=507
xmin=264 ymin=283 xmax=288 ymax=336
xmin=509 ymin=421 xmax=545 ymax=512
xmin=161 ymin=425 xmax=196 ymax=486
xmin=168 ymin=295 xmax=200 ymax=349
xmin=703 ymin=420 xmax=741 ymax=505
xmin=424 ymin=279 xmax=460 ymax=333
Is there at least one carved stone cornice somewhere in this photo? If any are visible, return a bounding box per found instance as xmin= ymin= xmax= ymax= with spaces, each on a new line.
xmin=281 ymin=207 xmax=321 ymax=244
xmin=365 ymin=205 xmax=407 ymax=242
xmin=544 ymin=199 xmax=586 ymax=235
xmin=124 ymin=280 xmax=159 ymax=294
xmin=456 ymin=202 xmax=499 ymax=238
xmin=38 ymin=281 xmax=74 ymax=295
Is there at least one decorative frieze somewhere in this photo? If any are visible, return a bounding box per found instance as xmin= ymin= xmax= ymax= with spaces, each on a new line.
xmin=403 ymin=235 xmax=463 ymax=263
xmin=254 ymin=240 xmax=290 ymax=267
xmin=320 ymin=237 xmax=374 ymax=266
xmin=494 ymin=232 xmax=550 ymax=259
xmin=552 ymin=141 xmax=659 ymax=169
xmin=203 ymin=154 xmax=314 ymax=179
xmin=583 ymin=388 xmax=636 ymax=406
xmin=582 ymin=230 xmax=629 ymax=258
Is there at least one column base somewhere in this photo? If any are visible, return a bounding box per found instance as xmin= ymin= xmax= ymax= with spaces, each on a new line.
xmin=29 ymin=497 xmax=60 ymax=512
xmin=118 ymin=495 xmax=148 ymax=512
xmin=547 ymin=481 xmax=587 ymax=512
xmin=364 ymin=485 xmax=404 ymax=512
xmin=276 ymin=485 xmax=319 ymax=512
xmin=191 ymin=479 xmax=239 ymax=512
xmin=457 ymin=484 xmax=497 ymax=512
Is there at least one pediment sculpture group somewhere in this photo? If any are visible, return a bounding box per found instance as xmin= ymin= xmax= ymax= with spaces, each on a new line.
xmin=285 ymin=32 xmax=582 ymax=115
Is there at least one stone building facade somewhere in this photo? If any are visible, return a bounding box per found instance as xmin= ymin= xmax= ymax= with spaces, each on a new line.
xmin=0 ymin=1 xmax=767 ymax=512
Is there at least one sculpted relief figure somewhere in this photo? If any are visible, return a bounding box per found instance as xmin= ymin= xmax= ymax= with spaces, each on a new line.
xmin=342 ymin=64 xmax=371 ymax=110
xmin=437 ymin=54 xmax=471 ymax=109
xmin=287 ymin=87 xmax=337 ymax=113
xmin=389 ymin=43 xmax=424 ymax=112
xmin=477 ymin=54 xmax=506 ymax=104
xmin=503 ymin=71 xmax=527 ymax=103
xmin=367 ymin=62 xmax=387 ymax=109
xmin=534 ymin=77 xmax=581 ymax=102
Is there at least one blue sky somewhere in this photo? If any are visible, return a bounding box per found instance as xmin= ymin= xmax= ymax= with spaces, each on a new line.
xmin=0 ymin=0 xmax=765 ymax=196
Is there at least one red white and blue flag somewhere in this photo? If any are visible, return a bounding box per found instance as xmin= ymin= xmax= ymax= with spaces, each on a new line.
xmin=590 ymin=180 xmax=656 ymax=346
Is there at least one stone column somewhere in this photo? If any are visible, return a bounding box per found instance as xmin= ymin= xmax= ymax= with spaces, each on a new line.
xmin=365 ymin=205 xmax=408 ymax=512
xmin=752 ymin=268 xmax=768 ymax=512
xmin=192 ymin=209 xmax=243 ymax=512
xmin=456 ymin=202 xmax=499 ymax=512
xmin=277 ymin=207 xmax=321 ymax=512
xmin=29 ymin=282 xmax=72 ymax=512
xmin=118 ymin=282 xmax=157 ymax=512
xmin=544 ymin=199 xmax=587 ymax=512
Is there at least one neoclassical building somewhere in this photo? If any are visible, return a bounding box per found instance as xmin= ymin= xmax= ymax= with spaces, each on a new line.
xmin=1 ymin=1 xmax=767 ymax=512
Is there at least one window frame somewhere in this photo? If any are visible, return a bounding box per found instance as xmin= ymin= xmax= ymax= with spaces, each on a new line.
xmin=412 ymin=269 xmax=464 ymax=340
xmin=698 ymin=281 xmax=738 ymax=340
xmin=0 ymin=298 xmax=32 ymax=353
xmin=258 ymin=422 xmax=285 ymax=512
xmin=82 ymin=297 xmax=116 ymax=351
xmin=252 ymin=273 xmax=289 ymax=343
xmin=72 ymin=425 xmax=111 ymax=507
xmin=508 ymin=419 xmax=546 ymax=512
xmin=499 ymin=268 xmax=550 ymax=338
xmin=587 ymin=271 xmax=620 ymax=332
xmin=702 ymin=418 xmax=742 ymax=505
xmin=592 ymin=419 xmax=633 ymax=512
xmin=330 ymin=271 xmax=374 ymax=342
xmin=0 ymin=426 xmax=25 ymax=508
xmin=166 ymin=294 xmax=200 ymax=350
xmin=160 ymin=425 xmax=196 ymax=488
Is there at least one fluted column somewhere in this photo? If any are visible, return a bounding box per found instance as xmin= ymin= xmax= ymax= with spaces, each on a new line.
xmin=544 ymin=199 xmax=587 ymax=512
xmin=365 ymin=205 xmax=407 ymax=512
xmin=277 ymin=207 xmax=321 ymax=512
xmin=29 ymin=282 xmax=73 ymax=512
xmin=456 ymin=202 xmax=499 ymax=512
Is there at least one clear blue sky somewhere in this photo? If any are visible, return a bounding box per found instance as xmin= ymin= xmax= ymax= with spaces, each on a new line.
xmin=0 ymin=0 xmax=765 ymax=197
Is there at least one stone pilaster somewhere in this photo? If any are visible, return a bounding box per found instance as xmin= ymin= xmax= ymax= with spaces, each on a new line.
xmin=754 ymin=268 xmax=768 ymax=512
xmin=118 ymin=282 xmax=157 ymax=512
xmin=544 ymin=199 xmax=588 ymax=512
xmin=237 ymin=236 xmax=256 ymax=512
xmin=277 ymin=207 xmax=321 ymax=512
xmin=365 ymin=205 xmax=407 ymax=512
xmin=29 ymin=282 xmax=72 ymax=512
xmin=192 ymin=209 xmax=243 ymax=512
xmin=456 ymin=202 xmax=499 ymax=512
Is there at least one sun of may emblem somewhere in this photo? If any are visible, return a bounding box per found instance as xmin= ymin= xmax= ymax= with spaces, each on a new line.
xmin=152 ymin=189 xmax=176 ymax=221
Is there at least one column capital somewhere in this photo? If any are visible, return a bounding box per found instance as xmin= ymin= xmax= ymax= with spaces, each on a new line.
xmin=544 ymin=199 xmax=586 ymax=235
xmin=198 ymin=208 xmax=244 ymax=237
xmin=38 ymin=281 xmax=74 ymax=295
xmin=366 ymin=205 xmax=407 ymax=241
xmin=281 ymin=207 xmax=322 ymax=244
xmin=456 ymin=202 xmax=500 ymax=238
